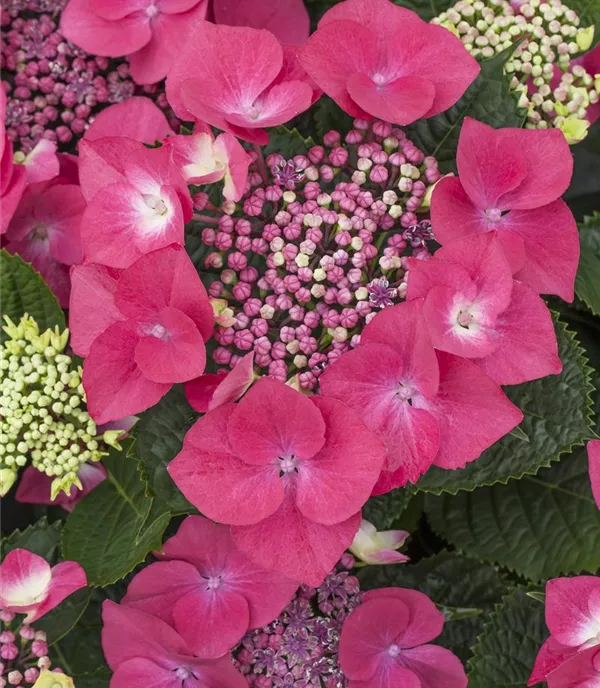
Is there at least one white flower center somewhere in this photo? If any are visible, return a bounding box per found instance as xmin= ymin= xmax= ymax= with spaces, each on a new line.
xmin=387 ymin=644 xmax=401 ymax=658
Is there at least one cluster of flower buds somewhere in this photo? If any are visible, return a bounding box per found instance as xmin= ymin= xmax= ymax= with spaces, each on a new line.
xmin=195 ymin=118 xmax=440 ymax=390
xmin=0 ymin=315 xmax=120 ymax=499
xmin=0 ymin=611 xmax=52 ymax=688
xmin=0 ymin=0 xmax=174 ymax=152
xmin=433 ymin=0 xmax=599 ymax=142
xmin=234 ymin=555 xmax=363 ymax=687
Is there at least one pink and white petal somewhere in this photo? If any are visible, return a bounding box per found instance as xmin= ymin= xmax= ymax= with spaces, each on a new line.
xmin=546 ymin=576 xmax=600 ymax=647
xmin=68 ymin=263 xmax=123 ymax=357
xmin=0 ymin=549 xmax=52 ymax=611
xmin=365 ymin=588 xmax=445 ymax=647
xmin=546 ymin=646 xmax=600 ymax=688
xmin=83 ymin=319 xmax=171 ymax=424
xmin=213 ymin=0 xmax=309 ymax=45
xmin=364 ymin=550 xmax=410 ymax=564
xmin=110 ymin=658 xmax=186 ymax=688
xmin=135 ymin=306 xmax=206 ymax=383
xmin=168 ymin=405 xmax=284 ymax=525
xmin=475 ymin=281 xmax=562 ymax=385
xmin=415 ymin=352 xmax=523 ymax=470
xmin=213 ymin=133 xmax=251 ymax=202
xmin=36 ymin=184 xmax=85 ymax=265
xmin=339 ymin=597 xmax=411 ymax=681
xmin=295 ymin=396 xmax=386 ymax=524
xmin=400 ymin=644 xmax=468 ymax=688
xmin=77 ymin=137 xmax=143 ymax=202
xmin=23 ymin=140 xmax=59 ymax=184
xmin=172 ymin=587 xmax=249 ymax=658
xmin=208 ymin=351 xmax=255 ymax=411
xmin=528 ymin=636 xmax=578 ymax=686
xmin=60 ymin=0 xmax=152 ymax=57
xmin=232 ymin=493 xmax=361 ymax=587
xmin=227 ymin=377 xmax=326 ymax=466
xmin=500 ymin=200 xmax=579 ymax=302
xmin=185 ymin=372 xmax=228 ymax=413
xmin=84 ymin=97 xmax=173 ymax=144
xmin=29 ymin=560 xmax=87 ymax=623
xmin=589 ymin=441 xmax=600 ymax=510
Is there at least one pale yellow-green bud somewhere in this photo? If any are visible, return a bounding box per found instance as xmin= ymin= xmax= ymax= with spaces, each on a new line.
xmin=576 ymin=25 xmax=594 ymax=52
xmin=33 ymin=670 xmax=75 ymax=688
xmin=50 ymin=472 xmax=83 ymax=500
xmin=0 ymin=468 xmax=18 ymax=496
xmin=559 ymin=116 xmax=590 ymax=143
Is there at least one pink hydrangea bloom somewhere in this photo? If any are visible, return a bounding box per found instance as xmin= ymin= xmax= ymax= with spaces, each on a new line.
xmin=15 ymin=462 xmax=107 ymax=513
xmin=166 ymin=22 xmax=314 ymax=145
xmin=1 ymin=90 xmax=27 ymax=235
xmin=166 ymin=131 xmax=251 ymax=202
xmin=84 ymin=97 xmax=173 ymax=144
xmin=430 ymin=117 xmax=579 ymax=301
xmin=406 ymin=233 xmax=562 ymax=385
xmin=122 ymin=515 xmax=297 ymax=658
xmin=61 ymin=0 xmax=209 ymax=85
xmin=169 ymin=377 xmax=386 ymax=585
xmin=529 ymin=576 xmax=600 ymax=686
xmin=0 ymin=549 xmax=87 ymax=624
xmin=213 ymin=0 xmax=310 ymax=45
xmin=589 ymin=440 xmax=600 ymax=509
xmin=101 ymin=601 xmax=247 ymax=688
xmin=320 ymin=299 xmax=523 ymax=494
xmin=185 ymin=351 xmax=255 ymax=413
xmin=78 ymin=137 xmax=192 ymax=268
xmin=300 ymin=0 xmax=479 ymax=125
xmin=339 ymin=587 xmax=467 ymax=688
xmin=69 ymin=244 xmax=213 ymax=423
xmin=546 ymin=646 xmax=600 ymax=688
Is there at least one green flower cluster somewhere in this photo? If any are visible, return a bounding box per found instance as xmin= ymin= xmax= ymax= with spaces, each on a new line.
xmin=433 ymin=0 xmax=599 ymax=142
xmin=0 ymin=315 xmax=121 ymax=499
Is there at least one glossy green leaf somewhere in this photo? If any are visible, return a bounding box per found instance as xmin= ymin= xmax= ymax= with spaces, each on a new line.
xmin=576 ymin=213 xmax=600 ymax=316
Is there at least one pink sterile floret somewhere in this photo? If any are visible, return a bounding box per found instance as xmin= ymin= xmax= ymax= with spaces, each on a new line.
xmin=430 ymin=117 xmax=579 ymax=302
xmin=83 ymin=97 xmax=173 ymax=145
xmin=168 ymin=377 xmax=386 ymax=586
xmin=546 ymin=646 xmax=600 ymax=688
xmin=529 ymin=575 xmax=600 ymax=686
xmin=0 ymin=549 xmax=86 ymax=624
xmin=339 ymin=587 xmax=467 ymax=688
xmin=78 ymin=136 xmax=192 ymax=268
xmin=166 ymin=22 xmax=314 ymax=145
xmin=185 ymin=351 xmax=255 ymax=413
xmin=61 ymin=0 xmax=209 ymax=85
xmin=21 ymin=140 xmax=60 ymax=186
xmin=122 ymin=515 xmax=298 ymax=658
xmin=167 ymin=131 xmax=251 ymax=202
xmin=69 ymin=244 xmax=213 ymax=424
xmin=319 ymin=298 xmax=523 ymax=494
xmin=101 ymin=601 xmax=246 ymax=688
xmin=589 ymin=440 xmax=600 ymax=510
xmin=406 ymin=233 xmax=562 ymax=386
xmin=299 ymin=0 xmax=479 ymax=126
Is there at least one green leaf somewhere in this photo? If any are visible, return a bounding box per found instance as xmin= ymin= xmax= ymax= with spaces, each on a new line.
xmin=416 ymin=317 xmax=594 ymax=493
xmin=36 ymin=588 xmax=91 ymax=645
xmin=392 ymin=0 xmax=454 ymax=21
xmin=312 ymin=97 xmax=355 ymax=140
xmin=405 ymin=46 xmax=525 ymax=174
xmin=134 ymin=385 xmax=197 ymax=514
xmin=1 ymin=517 xmax=63 ymax=562
xmin=62 ymin=442 xmax=171 ymax=586
xmin=566 ymin=0 xmax=600 ymax=47
xmin=0 ymin=250 xmax=65 ymax=343
xmin=467 ymin=588 xmax=548 ymax=687
xmin=362 ymin=487 xmax=414 ymax=529
xmin=358 ymin=551 xmax=509 ymax=662
xmin=263 ymin=126 xmax=316 ymax=159
xmin=576 ymin=213 xmax=600 ymax=316
xmin=425 ymin=449 xmax=600 ymax=581
xmin=565 ymin=121 xmax=600 ymax=220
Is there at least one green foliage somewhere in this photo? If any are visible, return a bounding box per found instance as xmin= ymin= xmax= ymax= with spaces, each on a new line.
xmin=416 ymin=317 xmax=594 ymax=493
xmin=467 ymin=588 xmax=548 ymax=687
xmin=37 ymin=588 xmax=91 ymax=645
xmin=0 ymin=250 xmax=65 ymax=344
xmin=405 ymin=47 xmax=525 ymax=173
xmin=62 ymin=442 xmax=171 ymax=587
xmin=567 ymin=0 xmax=600 ymax=47
xmin=134 ymin=385 xmax=197 ymax=514
xmin=359 ymin=551 xmax=509 ymax=662
xmin=263 ymin=126 xmax=316 ymax=159
xmin=362 ymin=487 xmax=415 ymax=529
xmin=425 ymin=449 xmax=600 ymax=580
xmin=566 ymin=122 xmax=600 ymax=220
xmin=1 ymin=517 xmax=63 ymax=562
xmin=312 ymin=97 xmax=355 ymax=140
xmin=576 ymin=213 xmax=600 ymax=316
xmin=392 ymin=0 xmax=455 ymax=21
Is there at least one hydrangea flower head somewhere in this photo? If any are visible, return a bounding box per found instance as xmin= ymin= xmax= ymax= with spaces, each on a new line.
xmin=300 ymin=0 xmax=480 ymax=124
xmin=339 ymin=587 xmax=467 ymax=687
xmin=430 ymin=117 xmax=579 ymax=301
xmin=169 ymin=377 xmax=386 ymax=585
xmin=0 ymin=549 xmax=86 ymax=624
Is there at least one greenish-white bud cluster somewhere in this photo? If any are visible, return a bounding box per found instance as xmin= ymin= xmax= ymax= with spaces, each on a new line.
xmin=433 ymin=0 xmax=599 ymax=143
xmin=0 ymin=314 xmax=115 ymax=499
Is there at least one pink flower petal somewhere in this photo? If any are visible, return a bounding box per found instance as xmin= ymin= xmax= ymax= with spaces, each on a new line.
xmin=185 ymin=352 xmax=255 ymax=413
xmin=185 ymin=371 xmax=228 ymax=413
xmin=529 ymin=636 xmax=578 ymax=686
xmin=589 ymin=441 xmax=600 ymax=510
xmin=415 ymin=352 xmax=523 ymax=470
xmin=295 ymin=396 xmax=386 ymax=524
xmin=111 ymin=656 xmax=246 ymax=688
xmin=35 ymin=184 xmax=85 ymax=266
xmin=84 ymin=97 xmax=173 ymax=144
xmin=69 ymin=263 xmax=124 ymax=357
xmin=89 ymin=0 xmax=154 ymax=21
xmin=30 ymin=561 xmax=87 ymax=623
xmin=213 ymin=0 xmax=310 ymax=45
xmin=546 ymin=646 xmax=600 ymax=688
xmin=0 ymin=158 xmax=26 ymax=235
xmin=546 ymin=576 xmax=600 ymax=648
xmin=0 ymin=549 xmax=52 ymax=613
xmin=110 ymin=659 xmax=189 ymax=688
xmin=23 ymin=140 xmax=60 ymax=185
xmin=400 ymin=644 xmax=468 ymax=688
xmin=232 ymin=491 xmax=361 ymax=587
xmin=213 ymin=133 xmax=251 ymax=202
xmin=168 ymin=404 xmax=285 ymax=525
xmin=78 ymin=137 xmax=144 ymax=203
xmin=227 ymin=377 xmax=326 ymax=466
xmin=83 ymin=319 xmax=171 ymax=424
